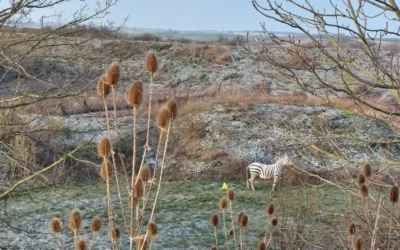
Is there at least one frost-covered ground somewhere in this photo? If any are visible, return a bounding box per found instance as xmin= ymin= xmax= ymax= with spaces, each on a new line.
xmin=1 ymin=180 xmax=353 ymax=249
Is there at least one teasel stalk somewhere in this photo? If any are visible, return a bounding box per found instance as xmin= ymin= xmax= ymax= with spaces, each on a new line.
xmin=106 ymin=63 xmax=121 ymax=140
xmin=98 ymin=138 xmax=116 ymax=249
xmin=131 ymin=76 xmax=160 ymax=244
xmin=134 ymin=178 xmax=144 ymax=235
xmin=135 ymin=130 xmax=163 ymax=237
xmin=118 ymin=152 xmax=130 ymax=185
xmin=264 ymin=203 xmax=274 ymax=243
xmin=127 ymin=81 xmax=143 ymax=250
xmin=139 ymin=167 xmax=150 ymax=212
xmin=50 ymin=217 xmax=64 ymax=250
xmin=239 ymin=212 xmax=248 ymax=250
xmin=211 ymin=214 xmax=219 ymax=249
xmin=226 ymin=188 xmax=237 ymax=249
xmin=89 ymin=217 xmax=101 ymax=250
xmin=136 ymin=104 xmax=175 ymax=238
xmin=101 ymin=159 xmax=116 ymax=250
xmin=266 ymin=218 xmax=278 ymax=247
xmin=388 ymin=186 xmax=399 ymax=250
xmin=359 ymin=184 xmax=370 ymax=230
xmin=108 ymin=64 xmax=129 ymax=232
xmin=142 ymin=108 xmax=171 ymax=249
xmin=111 ymin=226 xmax=120 ymax=250
xmin=137 ymin=102 xmax=176 ymax=232
xmin=144 ymin=53 xmax=157 ymax=150
xmin=219 ymin=197 xmax=228 ymax=250
xmin=348 ymin=223 xmax=356 ymax=249
xmin=99 ymin=72 xmax=128 ymax=234
xmin=69 ymin=208 xmax=81 ymax=250
xmin=371 ymin=198 xmax=382 ymax=250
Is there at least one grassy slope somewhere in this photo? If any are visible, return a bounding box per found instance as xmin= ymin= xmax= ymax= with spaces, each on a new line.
xmin=2 ymin=178 xmax=369 ymax=249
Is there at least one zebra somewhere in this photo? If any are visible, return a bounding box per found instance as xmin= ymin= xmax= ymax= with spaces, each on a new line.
xmin=246 ymin=155 xmax=293 ymax=192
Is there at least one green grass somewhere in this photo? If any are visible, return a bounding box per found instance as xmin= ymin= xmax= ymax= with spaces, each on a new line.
xmin=2 ymin=179 xmax=372 ymax=249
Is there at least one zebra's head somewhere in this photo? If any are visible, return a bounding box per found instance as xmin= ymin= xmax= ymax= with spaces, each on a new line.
xmin=281 ymin=154 xmax=293 ymax=166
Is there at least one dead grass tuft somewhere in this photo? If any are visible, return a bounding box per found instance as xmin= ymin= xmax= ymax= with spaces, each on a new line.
xmin=204 ymin=43 xmax=231 ymax=65
xmin=284 ymin=46 xmax=311 ymax=68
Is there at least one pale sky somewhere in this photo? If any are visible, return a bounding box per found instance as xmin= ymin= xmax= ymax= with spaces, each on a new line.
xmin=1 ymin=0 xmax=398 ymax=33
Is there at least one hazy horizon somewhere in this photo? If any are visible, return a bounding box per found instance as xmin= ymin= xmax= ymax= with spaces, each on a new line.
xmin=1 ymin=0 xmax=397 ymax=34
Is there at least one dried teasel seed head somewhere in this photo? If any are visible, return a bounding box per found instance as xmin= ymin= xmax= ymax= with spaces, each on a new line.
xmin=147 ymin=221 xmax=158 ymax=237
xmin=91 ymin=217 xmax=101 ymax=232
xmin=211 ymin=247 xmax=217 ymax=250
xmin=138 ymin=238 xmax=148 ymax=250
xmin=219 ymin=197 xmax=227 ymax=210
xmin=390 ymin=186 xmax=399 ymax=204
xmin=267 ymin=203 xmax=274 ymax=216
xmin=227 ymin=188 xmax=234 ymax=201
xmin=271 ymin=218 xmax=278 ymax=227
xmin=100 ymin=160 xmax=113 ymax=180
xmin=77 ymin=239 xmax=87 ymax=250
xmin=134 ymin=178 xmax=144 ymax=198
xmin=139 ymin=166 xmax=150 ymax=182
xmin=106 ymin=63 xmax=120 ymax=86
xmin=127 ymin=81 xmax=143 ymax=106
xmin=357 ymin=174 xmax=366 ymax=186
xmin=166 ymin=99 xmax=178 ymax=120
xmin=360 ymin=184 xmax=368 ymax=199
xmin=210 ymin=214 xmax=219 ymax=227
xmin=69 ymin=208 xmax=81 ymax=231
xmin=146 ymin=53 xmax=157 ymax=73
xmin=157 ymin=108 xmax=170 ymax=129
xmin=239 ymin=213 xmax=248 ymax=227
xmin=111 ymin=227 xmax=120 ymax=239
xmin=353 ymin=237 xmax=362 ymax=250
xmin=98 ymin=138 xmax=111 ymax=157
xmin=229 ymin=228 xmax=234 ymax=236
xmin=348 ymin=223 xmax=356 ymax=235
xmin=97 ymin=74 xmax=111 ymax=96
xmin=363 ymin=163 xmax=372 ymax=178
xmin=50 ymin=217 xmax=61 ymax=234
xmin=258 ymin=242 xmax=266 ymax=250
xmin=237 ymin=211 xmax=244 ymax=224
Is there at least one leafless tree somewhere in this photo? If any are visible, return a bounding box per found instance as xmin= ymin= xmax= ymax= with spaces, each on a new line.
xmin=250 ymin=0 xmax=400 ymax=166
xmin=249 ymin=2 xmax=400 ymax=247
xmin=0 ymin=0 xmax=125 ymax=198
xmin=252 ymin=0 xmax=400 ymax=115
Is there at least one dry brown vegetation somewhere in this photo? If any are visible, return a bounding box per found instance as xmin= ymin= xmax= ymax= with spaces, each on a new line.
xmin=283 ymin=46 xmax=311 ymax=68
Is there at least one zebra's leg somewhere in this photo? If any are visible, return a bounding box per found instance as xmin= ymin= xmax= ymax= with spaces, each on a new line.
xmin=272 ymin=175 xmax=277 ymax=192
xmin=250 ymin=179 xmax=255 ymax=191
xmin=248 ymin=173 xmax=256 ymax=191
xmin=249 ymin=175 xmax=255 ymax=191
